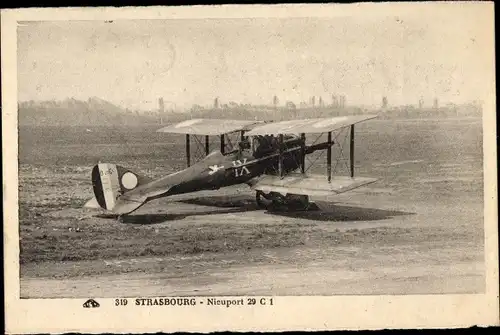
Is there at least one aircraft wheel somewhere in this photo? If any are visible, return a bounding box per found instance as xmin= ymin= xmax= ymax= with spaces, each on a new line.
xmin=284 ymin=194 xmax=310 ymax=211
xmin=269 ymin=192 xmax=288 ymax=211
xmin=256 ymin=192 xmax=311 ymax=211
xmin=255 ymin=191 xmax=271 ymax=209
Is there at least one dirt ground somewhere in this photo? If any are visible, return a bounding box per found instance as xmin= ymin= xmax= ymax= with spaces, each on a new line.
xmin=18 ymin=117 xmax=485 ymax=297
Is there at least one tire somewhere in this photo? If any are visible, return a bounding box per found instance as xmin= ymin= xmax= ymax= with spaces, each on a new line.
xmin=255 ymin=191 xmax=270 ymax=209
xmin=256 ymin=192 xmax=311 ymax=211
xmin=284 ymin=194 xmax=310 ymax=211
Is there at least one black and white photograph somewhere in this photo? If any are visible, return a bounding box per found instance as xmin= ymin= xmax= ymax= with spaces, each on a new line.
xmin=2 ymin=3 xmax=498 ymax=333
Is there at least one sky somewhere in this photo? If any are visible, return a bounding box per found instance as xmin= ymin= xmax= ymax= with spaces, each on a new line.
xmin=17 ymin=7 xmax=491 ymax=111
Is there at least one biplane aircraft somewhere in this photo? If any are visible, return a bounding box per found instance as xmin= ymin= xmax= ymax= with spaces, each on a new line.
xmin=84 ymin=115 xmax=378 ymax=216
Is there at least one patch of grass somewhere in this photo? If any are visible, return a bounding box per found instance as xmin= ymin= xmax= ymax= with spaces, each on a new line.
xmin=18 ymin=120 xmax=484 ymax=267
xmin=19 ymin=214 xmax=455 ymax=265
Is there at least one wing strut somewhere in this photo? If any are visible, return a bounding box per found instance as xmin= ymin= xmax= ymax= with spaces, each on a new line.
xmin=220 ymin=134 xmax=225 ymax=154
xmin=327 ymin=131 xmax=332 ymax=182
xmin=278 ymin=133 xmax=284 ymax=179
xmin=205 ymin=135 xmax=210 ymax=155
xmin=350 ymin=125 xmax=355 ymax=178
xmin=300 ymin=133 xmax=306 ymax=174
xmin=186 ymin=134 xmax=191 ymax=167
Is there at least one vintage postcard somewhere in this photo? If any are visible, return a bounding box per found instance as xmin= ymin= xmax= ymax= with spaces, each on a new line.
xmin=2 ymin=3 xmax=498 ymax=333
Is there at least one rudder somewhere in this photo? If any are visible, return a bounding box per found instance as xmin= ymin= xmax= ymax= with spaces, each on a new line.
xmin=90 ymin=163 xmax=152 ymax=211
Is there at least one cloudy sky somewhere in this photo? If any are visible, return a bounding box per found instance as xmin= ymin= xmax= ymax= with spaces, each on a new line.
xmin=17 ymin=6 xmax=491 ymax=110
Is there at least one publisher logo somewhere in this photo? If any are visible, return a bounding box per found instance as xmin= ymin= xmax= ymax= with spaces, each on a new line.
xmin=83 ymin=299 xmax=100 ymax=308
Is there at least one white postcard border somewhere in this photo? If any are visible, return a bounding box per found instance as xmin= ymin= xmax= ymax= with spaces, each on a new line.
xmin=2 ymin=3 xmax=498 ymax=333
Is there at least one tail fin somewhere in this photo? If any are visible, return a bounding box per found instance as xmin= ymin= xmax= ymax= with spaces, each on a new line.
xmin=85 ymin=163 xmax=152 ymax=214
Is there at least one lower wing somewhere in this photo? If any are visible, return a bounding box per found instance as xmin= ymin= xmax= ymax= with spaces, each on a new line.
xmin=249 ymin=173 xmax=377 ymax=196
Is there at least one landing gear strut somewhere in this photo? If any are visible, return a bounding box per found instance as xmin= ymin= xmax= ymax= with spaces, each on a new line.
xmin=256 ymin=190 xmax=272 ymax=209
xmin=255 ymin=191 xmax=311 ymax=211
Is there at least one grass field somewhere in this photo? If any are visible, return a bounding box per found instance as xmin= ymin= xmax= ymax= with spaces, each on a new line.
xmin=18 ymin=117 xmax=485 ymax=295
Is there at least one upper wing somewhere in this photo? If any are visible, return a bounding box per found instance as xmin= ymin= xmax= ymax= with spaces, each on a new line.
xmin=245 ymin=115 xmax=377 ymax=136
xmin=249 ymin=173 xmax=377 ymax=196
xmin=157 ymin=118 xmax=263 ymax=136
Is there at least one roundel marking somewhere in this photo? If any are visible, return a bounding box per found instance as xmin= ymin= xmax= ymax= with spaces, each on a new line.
xmin=121 ymin=172 xmax=138 ymax=190
xmin=312 ymin=116 xmax=349 ymax=129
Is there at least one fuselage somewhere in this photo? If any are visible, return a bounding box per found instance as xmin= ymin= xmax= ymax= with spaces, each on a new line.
xmin=138 ymin=135 xmax=305 ymax=202
xmin=87 ymin=116 xmax=376 ymax=216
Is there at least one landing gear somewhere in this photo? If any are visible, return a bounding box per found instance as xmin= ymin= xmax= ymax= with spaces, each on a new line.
xmin=256 ymin=190 xmax=273 ymax=209
xmin=255 ymin=191 xmax=311 ymax=211
xmin=284 ymin=193 xmax=311 ymax=211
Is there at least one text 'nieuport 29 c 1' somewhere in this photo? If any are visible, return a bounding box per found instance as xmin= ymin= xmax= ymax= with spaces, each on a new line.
xmin=84 ymin=115 xmax=378 ymax=216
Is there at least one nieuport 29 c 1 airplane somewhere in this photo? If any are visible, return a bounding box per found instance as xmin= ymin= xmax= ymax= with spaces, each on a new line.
xmin=84 ymin=115 xmax=378 ymax=216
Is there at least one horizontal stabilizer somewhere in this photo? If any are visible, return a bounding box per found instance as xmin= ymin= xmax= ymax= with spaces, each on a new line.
xmin=110 ymin=195 xmax=148 ymax=215
xmin=83 ymin=197 xmax=101 ymax=209
xmin=250 ymin=173 xmax=377 ymax=196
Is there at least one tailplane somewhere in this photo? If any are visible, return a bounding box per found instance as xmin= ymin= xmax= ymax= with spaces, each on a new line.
xmin=84 ymin=163 xmax=152 ymax=214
